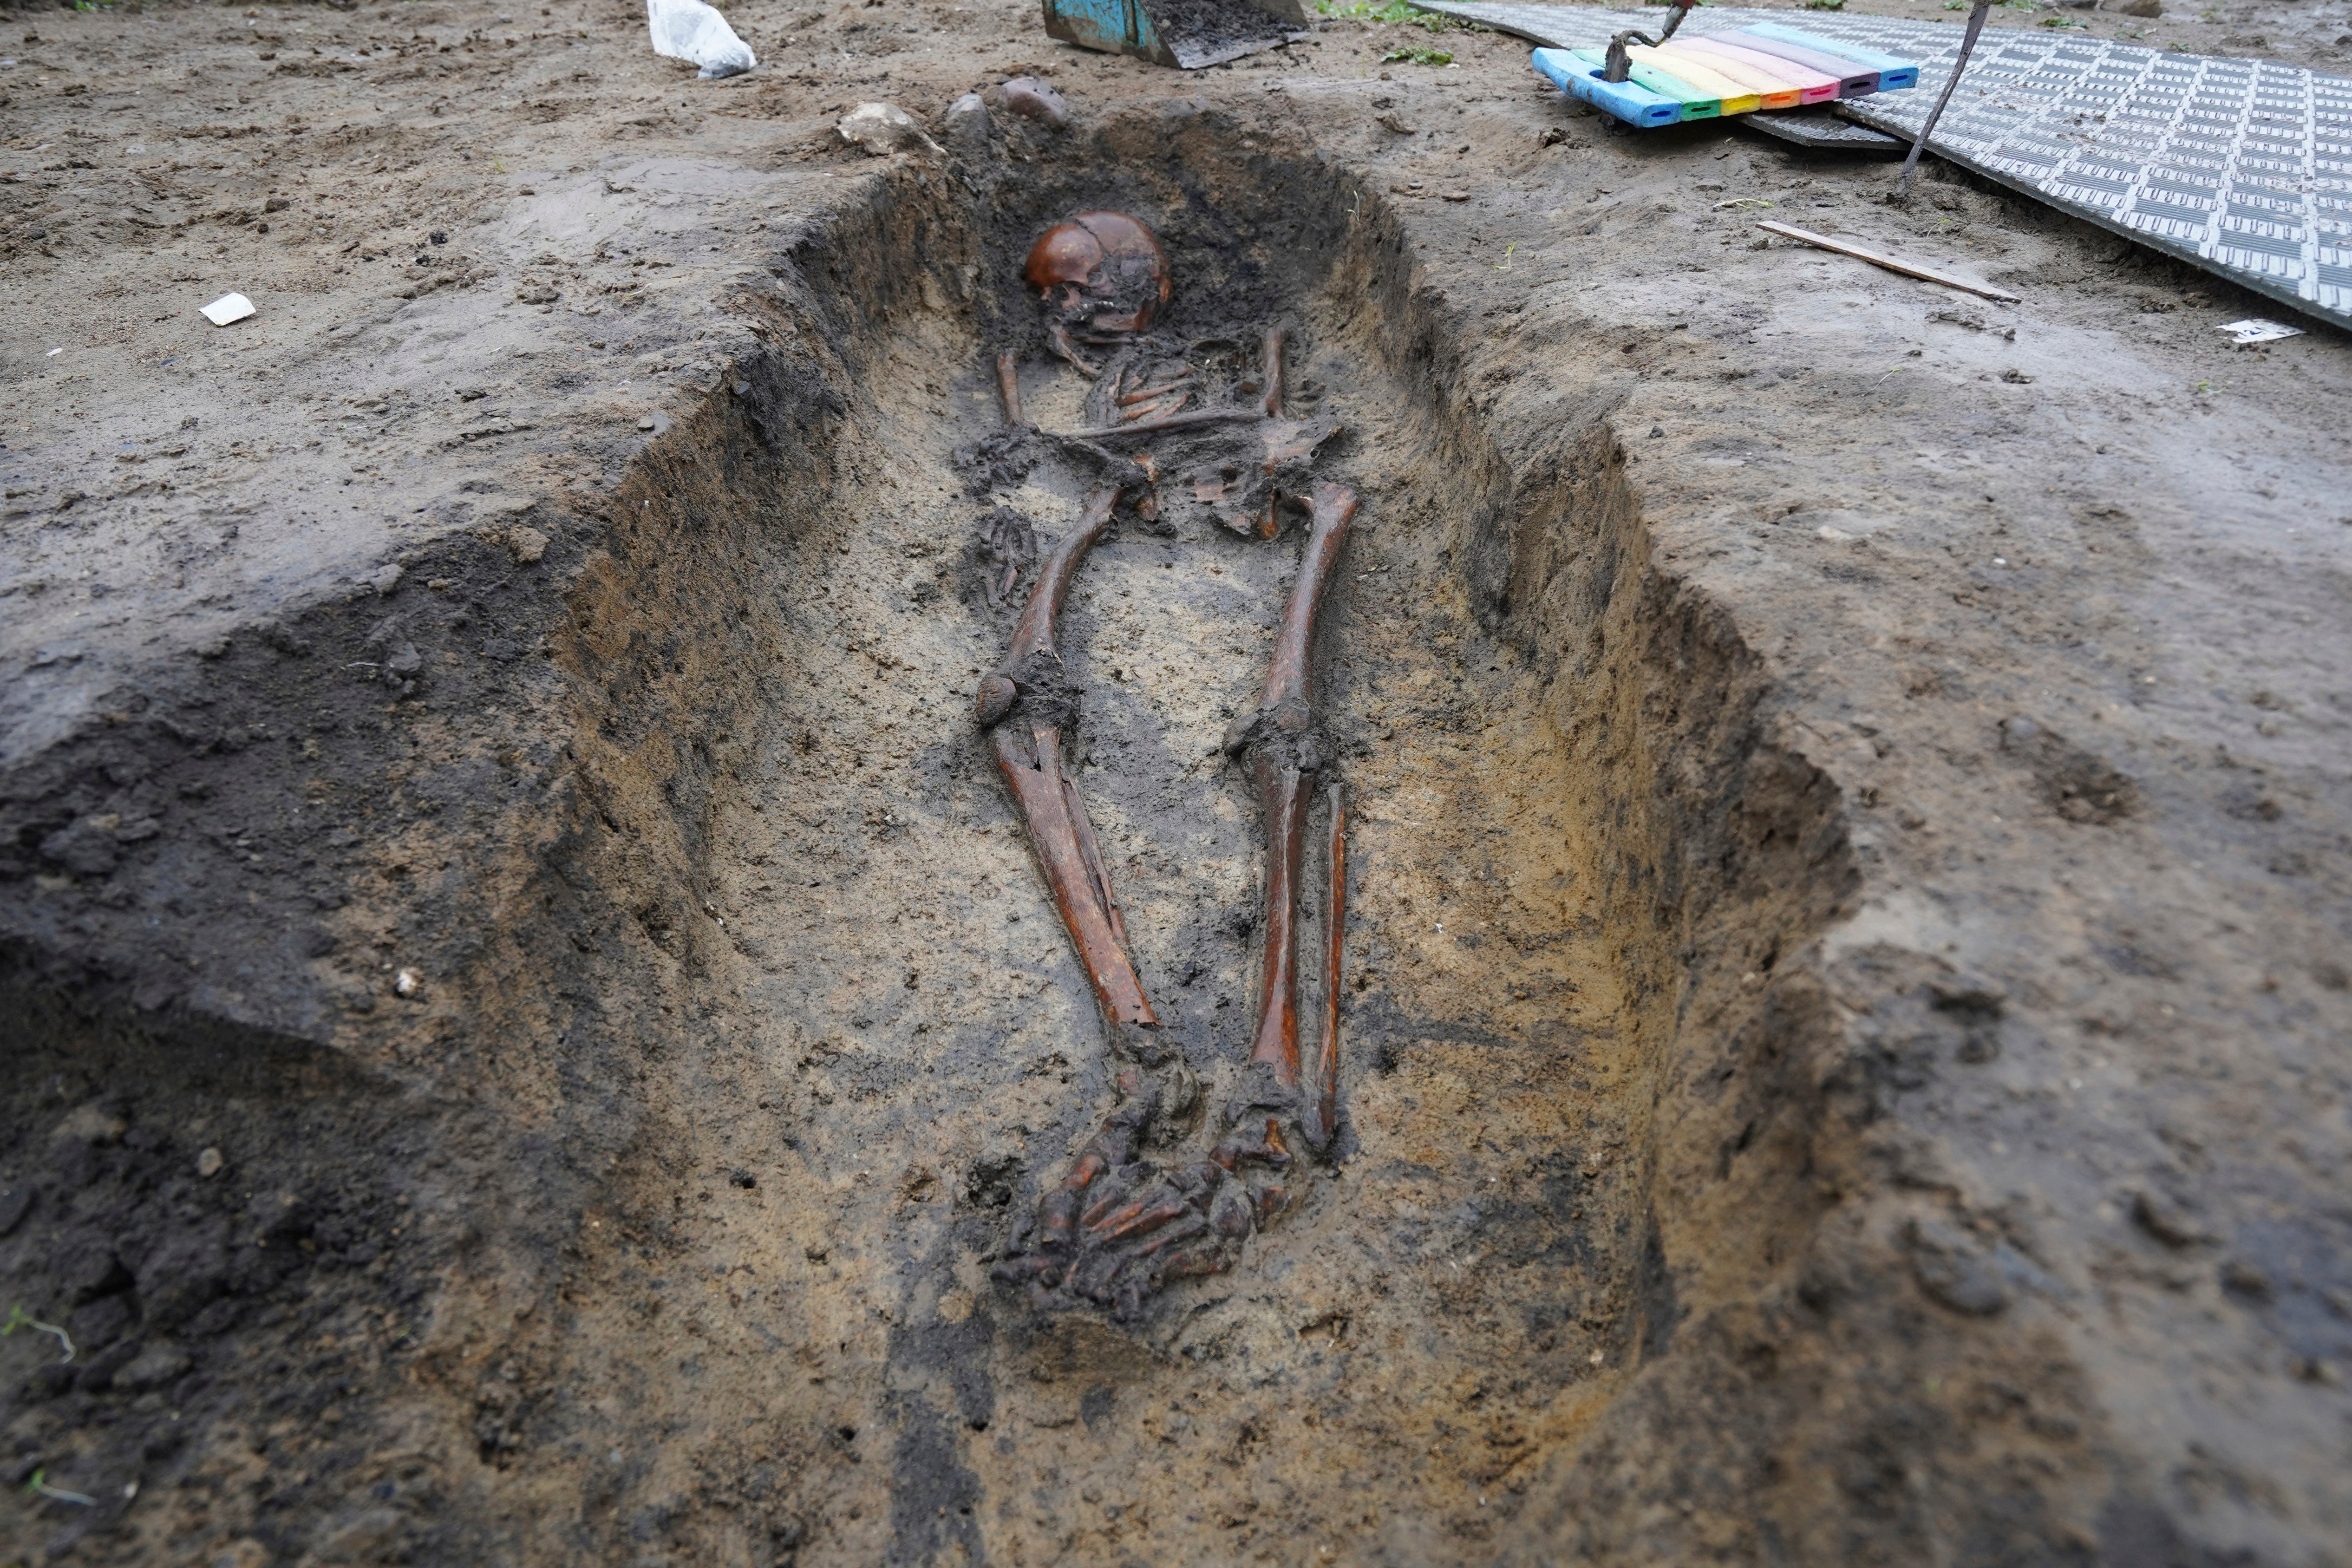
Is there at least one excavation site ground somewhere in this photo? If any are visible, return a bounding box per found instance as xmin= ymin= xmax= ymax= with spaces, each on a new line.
xmin=2 ymin=0 xmax=2350 ymax=1563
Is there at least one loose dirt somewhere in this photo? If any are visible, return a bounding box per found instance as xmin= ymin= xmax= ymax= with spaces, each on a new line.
xmin=2 ymin=0 xmax=2349 ymax=1564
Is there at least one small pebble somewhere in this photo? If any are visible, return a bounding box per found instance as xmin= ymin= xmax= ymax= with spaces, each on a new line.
xmin=196 ymin=1146 xmax=224 ymax=1178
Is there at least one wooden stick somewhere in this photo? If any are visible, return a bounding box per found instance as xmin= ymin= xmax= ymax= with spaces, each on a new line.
xmin=1755 ymin=220 xmax=2019 ymax=302
xmin=1895 ymin=0 xmax=1992 ymax=204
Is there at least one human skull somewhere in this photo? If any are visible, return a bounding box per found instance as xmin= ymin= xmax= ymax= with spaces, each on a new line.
xmin=1023 ymin=211 xmax=1173 ymax=338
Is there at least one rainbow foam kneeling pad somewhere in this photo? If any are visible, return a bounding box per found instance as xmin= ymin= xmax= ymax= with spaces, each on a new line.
xmin=1532 ymin=24 xmax=1919 ymax=127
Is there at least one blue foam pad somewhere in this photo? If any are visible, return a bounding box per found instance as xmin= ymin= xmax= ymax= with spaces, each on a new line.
xmin=1531 ymin=46 xmax=1685 ymax=127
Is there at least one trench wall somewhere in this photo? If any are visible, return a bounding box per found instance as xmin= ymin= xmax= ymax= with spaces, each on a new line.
xmin=1305 ymin=127 xmax=2124 ymax=1567
xmin=1307 ymin=144 xmax=1855 ymax=1357
xmin=0 ymin=165 xmax=992 ymax=1558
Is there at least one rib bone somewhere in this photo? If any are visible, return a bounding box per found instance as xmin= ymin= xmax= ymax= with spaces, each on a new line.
xmin=1118 ymin=379 xmax=1192 ymax=407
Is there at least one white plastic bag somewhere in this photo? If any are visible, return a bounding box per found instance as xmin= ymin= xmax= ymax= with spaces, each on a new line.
xmin=647 ymin=0 xmax=755 ymax=79
xmin=2215 ymin=319 xmax=2303 ymax=345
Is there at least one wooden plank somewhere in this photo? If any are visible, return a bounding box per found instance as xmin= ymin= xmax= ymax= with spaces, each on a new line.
xmin=1755 ymin=220 xmax=2021 ymax=302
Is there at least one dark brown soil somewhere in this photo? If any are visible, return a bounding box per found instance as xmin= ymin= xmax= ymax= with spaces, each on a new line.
xmin=2 ymin=0 xmax=2349 ymax=1564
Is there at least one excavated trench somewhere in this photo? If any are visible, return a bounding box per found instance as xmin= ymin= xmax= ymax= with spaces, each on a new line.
xmin=2 ymin=108 xmax=1854 ymax=1564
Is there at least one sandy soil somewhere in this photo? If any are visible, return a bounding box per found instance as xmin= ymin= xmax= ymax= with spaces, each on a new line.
xmin=2 ymin=0 xmax=2349 ymax=1564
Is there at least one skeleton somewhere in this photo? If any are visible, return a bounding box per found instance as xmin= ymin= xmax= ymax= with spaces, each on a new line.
xmin=976 ymin=212 xmax=1357 ymax=1320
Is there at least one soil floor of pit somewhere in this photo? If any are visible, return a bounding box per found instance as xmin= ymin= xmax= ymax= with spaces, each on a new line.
xmin=3 ymin=0 xmax=2352 ymax=1565
xmin=525 ymin=310 xmax=1650 ymax=1562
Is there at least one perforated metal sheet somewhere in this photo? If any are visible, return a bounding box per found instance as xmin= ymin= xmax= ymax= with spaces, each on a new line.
xmin=1413 ymin=2 xmax=2352 ymax=329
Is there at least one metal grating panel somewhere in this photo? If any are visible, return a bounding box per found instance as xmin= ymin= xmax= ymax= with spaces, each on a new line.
xmin=1740 ymin=107 xmax=1908 ymax=152
xmin=1412 ymin=2 xmax=2352 ymax=330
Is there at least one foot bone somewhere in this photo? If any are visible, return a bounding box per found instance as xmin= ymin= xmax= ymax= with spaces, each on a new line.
xmin=995 ymin=1063 xmax=1302 ymax=1321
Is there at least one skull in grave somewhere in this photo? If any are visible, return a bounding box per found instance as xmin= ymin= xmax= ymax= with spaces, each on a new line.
xmin=1024 ymin=211 xmax=1172 ymax=338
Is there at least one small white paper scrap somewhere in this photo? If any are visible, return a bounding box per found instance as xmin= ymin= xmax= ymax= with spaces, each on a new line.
xmin=201 ymin=292 xmax=256 ymax=326
xmin=2216 ymin=319 xmax=2302 ymax=345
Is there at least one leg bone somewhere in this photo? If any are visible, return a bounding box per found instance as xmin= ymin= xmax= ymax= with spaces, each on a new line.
xmin=1063 ymin=775 xmax=1134 ymax=955
xmin=1303 ymin=782 xmax=1345 ymax=1151
xmin=990 ymin=460 xmax=1362 ymax=1320
xmin=977 ymin=485 xmax=1155 ymax=1027
xmin=996 ymin=350 xmax=1025 ymax=426
xmin=1228 ymin=482 xmax=1358 ymax=1091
